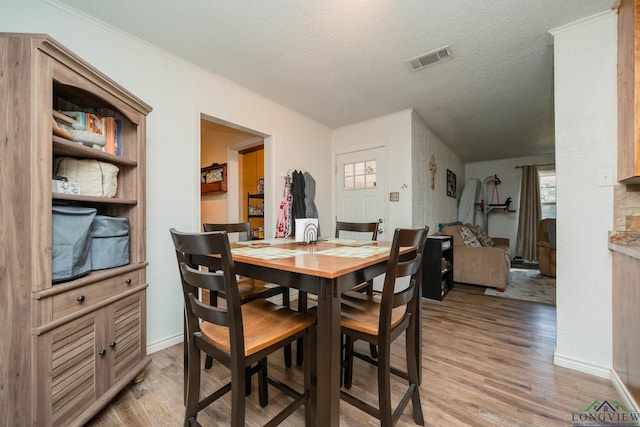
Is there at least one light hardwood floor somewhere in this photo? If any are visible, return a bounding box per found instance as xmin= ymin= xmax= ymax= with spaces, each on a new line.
xmin=86 ymin=285 xmax=620 ymax=426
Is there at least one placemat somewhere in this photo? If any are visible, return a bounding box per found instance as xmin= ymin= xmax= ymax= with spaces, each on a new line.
xmin=316 ymin=246 xmax=390 ymax=258
xmin=320 ymin=238 xmax=378 ymax=246
xmin=231 ymin=247 xmax=305 ymax=260
xmin=234 ymin=238 xmax=292 ymax=246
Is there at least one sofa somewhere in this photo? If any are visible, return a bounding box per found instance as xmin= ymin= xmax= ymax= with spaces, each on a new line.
xmin=441 ymin=224 xmax=511 ymax=291
xmin=537 ymin=218 xmax=556 ymax=277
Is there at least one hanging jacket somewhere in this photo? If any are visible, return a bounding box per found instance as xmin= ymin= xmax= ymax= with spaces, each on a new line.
xmin=303 ymin=171 xmax=320 ymax=236
xmin=290 ymin=170 xmax=306 ymax=235
xmin=275 ymin=175 xmax=292 ymax=237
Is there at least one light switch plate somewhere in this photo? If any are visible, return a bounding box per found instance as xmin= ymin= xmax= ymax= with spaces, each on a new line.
xmin=390 ymin=192 xmax=399 ymax=202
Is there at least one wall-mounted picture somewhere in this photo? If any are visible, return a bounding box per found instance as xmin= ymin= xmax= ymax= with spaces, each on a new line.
xmin=446 ymin=169 xmax=456 ymax=198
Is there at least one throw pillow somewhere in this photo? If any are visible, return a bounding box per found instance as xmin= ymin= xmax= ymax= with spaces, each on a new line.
xmin=468 ymin=224 xmax=494 ymax=247
xmin=459 ymin=226 xmax=482 ymax=247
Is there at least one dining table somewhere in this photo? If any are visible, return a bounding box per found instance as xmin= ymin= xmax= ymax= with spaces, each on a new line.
xmin=206 ymin=236 xmax=417 ymax=426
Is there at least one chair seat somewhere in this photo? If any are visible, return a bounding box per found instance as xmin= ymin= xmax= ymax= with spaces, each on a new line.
xmin=201 ymin=299 xmax=316 ymax=356
xmin=340 ymin=291 xmax=407 ymax=336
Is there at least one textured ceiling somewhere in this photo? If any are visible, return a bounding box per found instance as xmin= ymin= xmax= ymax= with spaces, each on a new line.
xmin=55 ymin=0 xmax=617 ymax=162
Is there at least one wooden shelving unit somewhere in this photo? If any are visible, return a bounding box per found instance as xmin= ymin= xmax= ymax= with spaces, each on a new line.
xmin=201 ymin=163 xmax=227 ymax=194
xmin=0 ymin=33 xmax=151 ymax=426
xmin=422 ymin=235 xmax=454 ymax=301
xmin=248 ymin=193 xmax=264 ymax=239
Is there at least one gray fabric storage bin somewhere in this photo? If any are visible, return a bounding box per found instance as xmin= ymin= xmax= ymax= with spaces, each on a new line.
xmin=52 ymin=205 xmax=97 ymax=283
xmin=90 ymin=215 xmax=130 ymax=270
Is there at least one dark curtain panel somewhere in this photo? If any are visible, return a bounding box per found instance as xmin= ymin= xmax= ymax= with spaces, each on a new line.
xmin=516 ymin=165 xmax=541 ymax=261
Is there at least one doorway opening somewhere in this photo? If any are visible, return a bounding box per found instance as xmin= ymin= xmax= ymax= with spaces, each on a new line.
xmin=200 ymin=115 xmax=267 ymax=231
xmin=239 ymin=145 xmax=265 ymax=239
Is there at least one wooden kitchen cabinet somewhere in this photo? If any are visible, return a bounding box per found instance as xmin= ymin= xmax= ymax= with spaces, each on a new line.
xmin=618 ymin=0 xmax=640 ymax=182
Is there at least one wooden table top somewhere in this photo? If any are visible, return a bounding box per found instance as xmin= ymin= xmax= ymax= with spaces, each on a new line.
xmin=231 ymin=238 xmax=415 ymax=279
xmin=229 ymin=238 xmax=401 ymax=279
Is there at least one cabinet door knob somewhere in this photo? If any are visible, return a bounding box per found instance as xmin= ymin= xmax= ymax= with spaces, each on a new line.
xmin=125 ymin=278 xmax=132 ymax=285
xmin=76 ymin=295 xmax=86 ymax=303
xmin=109 ymin=341 xmax=117 ymax=348
xmin=98 ymin=349 xmax=107 ymax=357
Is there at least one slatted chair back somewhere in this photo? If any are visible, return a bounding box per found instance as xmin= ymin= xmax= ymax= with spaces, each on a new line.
xmin=378 ymin=227 xmax=429 ymax=342
xmin=203 ymin=222 xmax=252 ymax=242
xmin=202 ymin=222 xmax=294 ymax=369
xmin=335 ymin=220 xmax=379 ymax=240
xmin=171 ymin=228 xmax=314 ymax=425
xmin=170 ymin=229 xmax=245 ymax=358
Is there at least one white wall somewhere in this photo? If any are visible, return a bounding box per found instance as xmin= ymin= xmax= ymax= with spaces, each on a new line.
xmin=551 ymin=11 xmax=616 ymax=377
xmin=465 ymin=153 xmax=555 ymax=255
xmin=412 ymin=111 xmax=465 ymax=234
xmin=331 ymin=109 xmax=465 ymax=237
xmin=3 ymin=0 xmax=333 ymax=352
xmin=332 ymin=110 xmax=414 ymax=235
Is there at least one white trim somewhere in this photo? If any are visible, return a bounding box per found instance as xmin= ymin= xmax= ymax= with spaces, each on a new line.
xmin=611 ymin=369 xmax=640 ymax=412
xmin=553 ymin=352 xmax=611 ymax=378
xmin=549 ymin=9 xmax=617 ymax=36
xmin=147 ymin=332 xmax=183 ymax=355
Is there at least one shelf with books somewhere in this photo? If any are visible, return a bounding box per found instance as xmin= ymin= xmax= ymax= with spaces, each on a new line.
xmin=52 ymin=136 xmax=137 ymax=166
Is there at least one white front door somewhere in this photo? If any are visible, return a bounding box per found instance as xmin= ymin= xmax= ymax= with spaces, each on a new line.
xmin=336 ymin=147 xmax=386 ymax=238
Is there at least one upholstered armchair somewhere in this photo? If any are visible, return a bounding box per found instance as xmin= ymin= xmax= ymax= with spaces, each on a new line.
xmin=537 ymin=218 xmax=556 ymax=277
xmin=441 ymin=224 xmax=511 ymax=291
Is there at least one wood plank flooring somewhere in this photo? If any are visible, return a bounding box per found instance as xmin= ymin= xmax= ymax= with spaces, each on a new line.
xmin=86 ymin=285 xmax=620 ymax=426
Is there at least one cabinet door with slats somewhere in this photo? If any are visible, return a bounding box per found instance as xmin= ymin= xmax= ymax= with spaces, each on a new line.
xmin=36 ymin=312 xmax=104 ymax=426
xmin=108 ymin=291 xmax=146 ymax=383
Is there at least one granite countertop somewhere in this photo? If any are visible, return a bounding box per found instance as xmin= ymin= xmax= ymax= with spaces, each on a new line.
xmin=609 ymin=231 xmax=640 ymax=259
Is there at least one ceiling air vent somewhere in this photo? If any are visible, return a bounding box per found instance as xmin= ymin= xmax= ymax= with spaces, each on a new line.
xmin=406 ymin=45 xmax=452 ymax=72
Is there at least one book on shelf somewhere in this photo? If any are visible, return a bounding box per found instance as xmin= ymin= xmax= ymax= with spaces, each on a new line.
xmin=60 ymin=111 xmax=107 ymax=148
xmin=52 ymin=110 xmax=76 ymax=141
xmin=51 ymin=110 xmax=123 ymax=156
xmin=52 ymin=110 xmax=77 ymax=127
xmin=104 ymin=117 xmax=116 ymax=155
xmin=100 ymin=117 xmax=122 ymax=156
xmin=115 ymin=118 xmax=122 ymax=157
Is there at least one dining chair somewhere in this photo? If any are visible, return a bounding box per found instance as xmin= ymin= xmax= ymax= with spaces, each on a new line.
xmin=296 ymin=220 xmax=379 ymax=366
xmin=335 ymin=221 xmax=380 ymax=295
xmin=340 ymin=227 xmax=428 ymax=426
xmin=170 ymin=228 xmax=315 ymax=426
xmin=203 ymin=222 xmax=292 ymax=369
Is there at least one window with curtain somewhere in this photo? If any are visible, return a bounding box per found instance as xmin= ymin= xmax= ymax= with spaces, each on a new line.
xmin=539 ymin=169 xmax=556 ymax=219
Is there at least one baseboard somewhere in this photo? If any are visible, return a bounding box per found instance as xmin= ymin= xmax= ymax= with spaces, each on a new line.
xmin=611 ymin=368 xmax=640 ymax=412
xmin=147 ymin=332 xmax=183 ymax=355
xmin=553 ymin=352 xmax=611 ymax=379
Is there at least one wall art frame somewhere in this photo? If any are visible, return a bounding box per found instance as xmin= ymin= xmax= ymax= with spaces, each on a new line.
xmin=446 ymin=169 xmax=456 ymax=198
